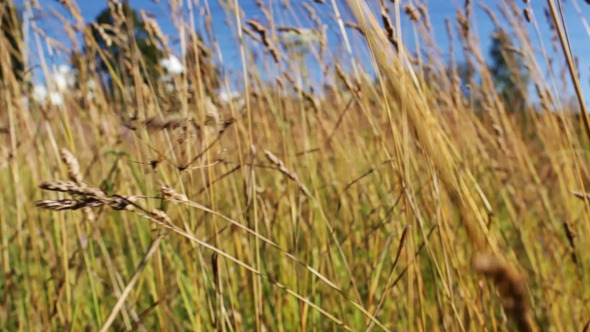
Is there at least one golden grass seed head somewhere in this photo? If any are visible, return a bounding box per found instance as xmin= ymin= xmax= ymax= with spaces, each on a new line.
xmin=404 ymin=4 xmax=421 ymax=22
xmin=60 ymin=148 xmax=84 ymax=184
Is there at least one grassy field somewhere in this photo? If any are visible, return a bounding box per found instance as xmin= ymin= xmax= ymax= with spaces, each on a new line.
xmin=2 ymin=0 xmax=590 ymax=331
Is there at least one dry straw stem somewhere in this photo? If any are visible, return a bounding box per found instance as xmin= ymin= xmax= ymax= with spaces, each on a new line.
xmin=37 ymin=177 xmax=366 ymax=331
xmin=158 ymin=184 xmax=391 ymax=331
xmin=523 ymin=8 xmax=532 ymax=23
xmin=98 ymin=232 xmax=167 ymax=332
xmin=54 ymin=0 xmax=84 ymax=27
xmin=134 ymin=206 xmax=358 ymax=331
xmin=59 ymin=148 xmax=97 ymax=221
xmin=140 ymin=9 xmax=167 ymax=46
xmin=546 ymin=0 xmax=590 ymax=141
xmin=283 ymin=72 xmax=320 ymax=113
xmin=90 ymin=23 xmax=113 ymax=47
xmin=404 ymin=4 xmax=421 ymax=22
xmin=473 ymin=253 xmax=535 ymax=332
xmin=571 ymin=190 xmax=590 ymax=201
xmin=264 ymin=149 xmax=312 ymax=197
xmin=143 ymin=117 xmax=189 ymax=131
xmin=36 ymin=180 xmax=139 ymax=211
xmin=345 ymin=0 xmax=497 ymax=251
xmin=379 ymin=6 xmax=398 ymax=50
xmin=12 ymin=0 xmax=590 ymax=329
xmin=345 ymin=22 xmax=365 ymax=37
xmin=245 ymin=20 xmax=279 ymax=63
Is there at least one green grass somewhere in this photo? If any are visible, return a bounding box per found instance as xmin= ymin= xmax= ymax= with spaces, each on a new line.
xmin=2 ymin=0 xmax=590 ymax=331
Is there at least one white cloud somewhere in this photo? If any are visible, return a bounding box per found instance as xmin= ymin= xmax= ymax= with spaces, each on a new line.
xmin=161 ymin=55 xmax=184 ymax=74
xmin=31 ymin=84 xmax=64 ymax=106
xmin=53 ymin=65 xmax=75 ymax=91
xmin=219 ymin=90 xmax=239 ymax=102
xmin=32 ymin=85 xmax=48 ymax=103
xmin=48 ymin=92 xmax=64 ymax=106
xmin=219 ymin=90 xmax=245 ymax=110
xmin=86 ymin=79 xmax=96 ymax=90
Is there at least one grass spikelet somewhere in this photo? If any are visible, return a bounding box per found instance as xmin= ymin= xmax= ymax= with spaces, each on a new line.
xmin=246 ymin=19 xmax=280 ymax=63
xmin=39 ymin=180 xmax=85 ymax=194
xmin=160 ymin=184 xmax=188 ymax=202
xmin=90 ymin=23 xmax=113 ymax=47
xmin=264 ymin=150 xmax=299 ymax=182
xmin=41 ymin=180 xmax=104 ymax=199
xmin=143 ymin=117 xmax=188 ymax=131
xmin=523 ymin=8 xmax=532 ymax=23
xmin=35 ymin=198 xmax=103 ymax=211
xmin=140 ymin=9 xmax=167 ymax=47
xmin=404 ymin=4 xmax=421 ymax=22
xmin=380 ymin=6 xmax=398 ymax=50
xmin=150 ymin=209 xmax=172 ymax=226
xmin=345 ymin=22 xmax=365 ymax=37
xmin=60 ymin=148 xmax=84 ymax=184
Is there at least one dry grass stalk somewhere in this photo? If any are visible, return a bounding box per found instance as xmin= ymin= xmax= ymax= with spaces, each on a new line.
xmin=570 ymin=190 xmax=590 ymax=201
xmin=156 ymin=182 xmax=389 ymax=331
xmin=246 ymin=20 xmax=279 ymax=63
xmin=473 ymin=253 xmax=533 ymax=332
xmin=54 ymin=0 xmax=84 ymax=27
xmin=334 ymin=63 xmax=356 ymax=92
xmin=35 ymin=194 xmax=139 ymax=211
xmin=264 ymin=150 xmax=312 ymax=197
xmin=150 ymin=209 xmax=172 ymax=226
xmin=160 ymin=184 xmax=188 ymax=202
xmin=90 ymin=23 xmax=113 ymax=47
xmin=10 ymin=0 xmax=590 ymax=330
xmin=416 ymin=3 xmax=431 ymax=30
xmin=523 ymin=8 xmax=532 ymax=23
xmin=37 ymin=179 xmax=139 ymax=211
xmin=404 ymin=4 xmax=421 ymax=22
xmin=283 ymin=72 xmax=320 ymax=112
xmin=143 ymin=117 xmax=188 ymax=131
xmin=140 ymin=10 xmax=167 ymax=47
xmin=98 ymin=232 xmax=166 ymax=332
xmin=301 ymin=2 xmax=321 ymax=26
xmin=59 ymin=148 xmax=98 ymax=221
xmin=264 ymin=150 xmax=299 ymax=183
xmin=345 ymin=22 xmax=365 ymax=37
xmin=380 ymin=7 xmax=398 ymax=50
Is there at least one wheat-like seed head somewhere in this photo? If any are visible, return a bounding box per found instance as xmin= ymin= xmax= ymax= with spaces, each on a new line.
xmin=246 ymin=20 xmax=280 ymax=63
xmin=404 ymin=4 xmax=421 ymax=22
xmin=151 ymin=209 xmax=172 ymax=225
xmin=160 ymin=184 xmax=188 ymax=202
xmin=35 ymin=198 xmax=103 ymax=211
xmin=40 ymin=180 xmax=106 ymax=198
xmin=474 ymin=253 xmax=531 ymax=332
xmin=60 ymin=148 xmax=84 ymax=184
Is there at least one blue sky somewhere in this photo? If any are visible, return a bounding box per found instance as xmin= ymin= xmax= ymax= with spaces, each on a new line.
xmin=20 ymin=0 xmax=590 ymax=108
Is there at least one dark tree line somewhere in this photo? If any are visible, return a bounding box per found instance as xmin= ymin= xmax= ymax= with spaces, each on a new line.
xmin=89 ymin=2 xmax=220 ymax=98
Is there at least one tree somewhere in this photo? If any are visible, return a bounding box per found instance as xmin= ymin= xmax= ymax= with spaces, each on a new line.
xmin=0 ymin=0 xmax=24 ymax=84
xmin=89 ymin=2 xmax=161 ymax=89
xmin=88 ymin=3 xmax=221 ymax=102
xmin=489 ymin=28 xmax=529 ymax=113
xmin=184 ymin=31 xmax=220 ymax=100
xmin=457 ymin=60 xmax=475 ymax=100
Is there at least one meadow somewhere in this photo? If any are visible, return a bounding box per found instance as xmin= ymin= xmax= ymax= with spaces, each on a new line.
xmin=1 ymin=0 xmax=590 ymax=331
